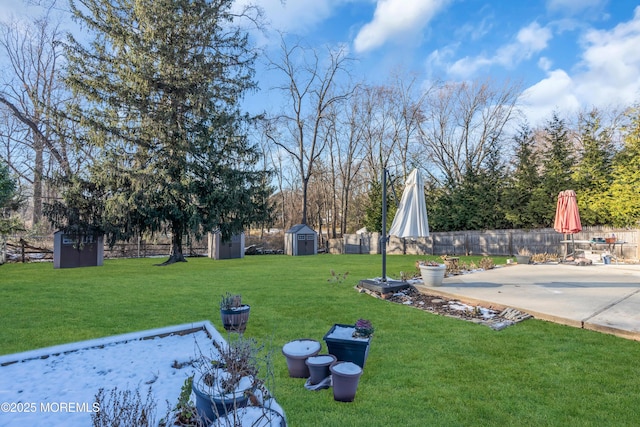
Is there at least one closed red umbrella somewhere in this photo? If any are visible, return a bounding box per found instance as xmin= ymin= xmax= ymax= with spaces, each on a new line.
xmin=554 ymin=190 xmax=582 ymax=260
xmin=554 ymin=190 xmax=582 ymax=234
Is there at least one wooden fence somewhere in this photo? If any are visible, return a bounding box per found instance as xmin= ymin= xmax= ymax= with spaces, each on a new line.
xmin=4 ymin=226 xmax=639 ymax=263
xmin=329 ymin=226 xmax=640 ymax=261
xmin=1 ymin=235 xmax=208 ymax=263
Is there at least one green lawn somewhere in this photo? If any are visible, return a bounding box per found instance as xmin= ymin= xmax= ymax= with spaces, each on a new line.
xmin=2 ymin=255 xmax=640 ymax=426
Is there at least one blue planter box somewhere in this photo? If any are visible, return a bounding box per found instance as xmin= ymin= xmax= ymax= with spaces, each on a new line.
xmin=323 ymin=324 xmax=371 ymax=369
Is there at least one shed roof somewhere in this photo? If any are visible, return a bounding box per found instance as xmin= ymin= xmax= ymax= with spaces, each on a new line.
xmin=285 ymin=224 xmax=316 ymax=234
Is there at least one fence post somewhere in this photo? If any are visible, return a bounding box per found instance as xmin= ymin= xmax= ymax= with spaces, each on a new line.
xmin=465 ymin=233 xmax=470 ymax=256
xmin=0 ymin=236 xmax=5 ymax=265
xmin=508 ymin=231 xmax=513 ymax=256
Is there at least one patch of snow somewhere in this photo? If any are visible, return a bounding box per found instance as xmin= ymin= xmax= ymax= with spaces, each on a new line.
xmin=195 ymin=369 xmax=255 ymax=400
xmin=282 ymin=339 xmax=320 ymax=357
xmin=448 ymin=302 xmax=470 ymax=311
xmin=0 ymin=321 xmax=282 ymax=427
xmin=331 ymin=362 xmax=362 ymax=376
xmin=448 ymin=302 xmax=497 ymax=319
xmin=325 ymin=325 xmax=368 ymax=342
xmin=216 ymin=405 xmax=285 ymax=427
xmin=306 ymin=355 xmax=334 ymax=365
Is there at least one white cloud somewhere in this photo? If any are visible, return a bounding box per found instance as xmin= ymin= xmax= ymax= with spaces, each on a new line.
xmin=354 ymin=0 xmax=450 ymax=53
xmin=516 ymin=22 xmax=553 ymax=52
xmin=573 ymin=6 xmax=640 ymax=107
xmin=526 ymin=69 xmax=575 ymax=104
xmin=521 ymin=6 xmax=640 ymax=125
xmin=538 ymin=57 xmax=553 ymax=71
xmin=521 ymin=69 xmax=580 ymax=125
xmin=447 ymin=56 xmax=491 ymax=78
xmin=448 ymin=22 xmax=552 ymax=79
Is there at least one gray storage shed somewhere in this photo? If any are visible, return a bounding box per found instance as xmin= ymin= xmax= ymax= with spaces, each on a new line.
xmin=285 ymin=224 xmax=317 ymax=256
xmin=208 ymin=231 xmax=245 ymax=260
xmin=53 ymin=231 xmax=104 ymax=269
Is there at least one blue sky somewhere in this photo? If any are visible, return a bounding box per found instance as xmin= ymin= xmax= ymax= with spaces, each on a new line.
xmin=2 ymin=0 xmax=640 ymax=126
xmin=242 ymin=0 xmax=640 ymax=125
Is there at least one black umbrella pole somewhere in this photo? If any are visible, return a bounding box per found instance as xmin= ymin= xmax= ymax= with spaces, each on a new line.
xmin=382 ymin=168 xmax=387 ymax=282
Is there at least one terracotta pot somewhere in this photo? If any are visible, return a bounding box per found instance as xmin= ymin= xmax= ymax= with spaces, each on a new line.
xmin=330 ymin=361 xmax=363 ymax=402
xmin=305 ymin=354 xmax=336 ymax=385
xmin=282 ymin=339 xmax=321 ymax=378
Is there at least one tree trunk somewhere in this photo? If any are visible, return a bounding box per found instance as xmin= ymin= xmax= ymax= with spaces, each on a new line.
xmin=0 ymin=235 xmax=6 ymax=265
xmin=32 ymin=134 xmax=44 ymax=226
xmin=158 ymin=223 xmax=187 ymax=265
xmin=301 ymin=177 xmax=309 ymax=224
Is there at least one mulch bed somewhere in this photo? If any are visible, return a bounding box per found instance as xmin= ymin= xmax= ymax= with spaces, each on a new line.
xmin=357 ymin=284 xmax=532 ymax=330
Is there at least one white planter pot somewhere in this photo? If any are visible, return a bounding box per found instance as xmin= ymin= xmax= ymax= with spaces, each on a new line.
xmin=419 ymin=264 xmax=446 ymax=287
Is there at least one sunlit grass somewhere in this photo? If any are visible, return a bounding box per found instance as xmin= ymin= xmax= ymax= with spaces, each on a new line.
xmin=2 ymin=255 xmax=640 ymax=426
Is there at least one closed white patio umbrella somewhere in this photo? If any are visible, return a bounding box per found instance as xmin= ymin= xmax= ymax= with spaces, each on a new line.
xmin=388 ymin=168 xmax=430 ymax=238
xmin=360 ymin=168 xmax=430 ymax=292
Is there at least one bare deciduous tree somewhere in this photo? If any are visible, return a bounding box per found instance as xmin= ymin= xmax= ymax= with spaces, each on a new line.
xmin=265 ymin=36 xmax=354 ymax=225
xmin=324 ymin=93 xmax=365 ymax=236
xmin=417 ymin=78 xmax=521 ymax=185
xmin=0 ymin=13 xmax=72 ymax=227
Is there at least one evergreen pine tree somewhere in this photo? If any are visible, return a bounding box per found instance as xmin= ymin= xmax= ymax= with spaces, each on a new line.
xmin=56 ymin=0 xmax=269 ymax=264
xmin=503 ymin=123 xmax=543 ymax=228
xmin=572 ymin=109 xmax=615 ymax=225
xmin=607 ymin=107 xmax=640 ymax=226
xmin=539 ymin=112 xmax=575 ymax=226
xmin=363 ymin=177 xmax=397 ymax=233
xmin=0 ymin=161 xmax=22 ymax=235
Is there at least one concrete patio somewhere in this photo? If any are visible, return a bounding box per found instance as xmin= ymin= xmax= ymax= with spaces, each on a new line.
xmin=414 ymin=263 xmax=640 ymax=340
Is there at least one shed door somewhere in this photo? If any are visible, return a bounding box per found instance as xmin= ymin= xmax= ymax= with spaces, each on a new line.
xmin=297 ymin=234 xmax=315 ymax=255
xmin=218 ymin=234 xmax=242 ymax=259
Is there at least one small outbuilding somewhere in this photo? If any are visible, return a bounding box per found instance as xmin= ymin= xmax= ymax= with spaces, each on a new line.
xmin=208 ymin=231 xmax=245 ymax=260
xmin=53 ymin=231 xmax=104 ymax=269
xmin=284 ymin=224 xmax=317 ymax=256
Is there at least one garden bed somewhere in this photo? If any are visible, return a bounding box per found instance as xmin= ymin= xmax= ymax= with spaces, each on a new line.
xmin=358 ymin=285 xmax=532 ymax=330
xmin=0 ymin=321 xmax=267 ymax=426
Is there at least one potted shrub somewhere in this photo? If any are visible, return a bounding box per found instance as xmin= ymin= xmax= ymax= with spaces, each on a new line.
xmin=220 ymin=292 xmax=250 ymax=333
xmin=281 ymin=339 xmax=321 ymax=378
xmin=192 ymin=336 xmax=261 ymax=424
xmin=417 ymin=259 xmax=447 ymax=287
xmin=323 ymin=319 xmax=373 ymax=369
xmin=515 ymin=248 xmax=532 ymax=265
